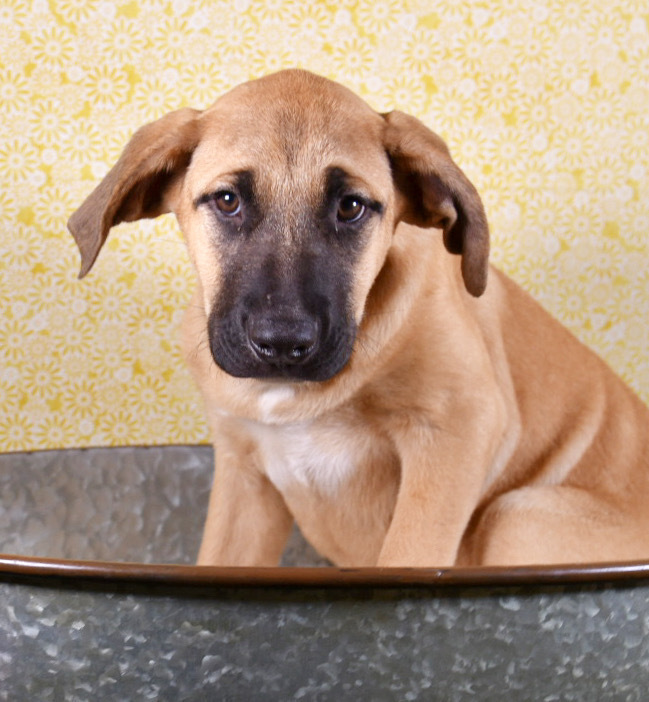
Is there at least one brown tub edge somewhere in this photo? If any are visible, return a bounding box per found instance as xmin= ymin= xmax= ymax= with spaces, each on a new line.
xmin=2 ymin=554 xmax=649 ymax=591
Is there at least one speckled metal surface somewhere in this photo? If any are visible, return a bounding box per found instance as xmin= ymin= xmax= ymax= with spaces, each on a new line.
xmin=1 ymin=447 xmax=649 ymax=700
xmin=1 ymin=581 xmax=649 ymax=700
xmin=0 ymin=446 xmax=328 ymax=566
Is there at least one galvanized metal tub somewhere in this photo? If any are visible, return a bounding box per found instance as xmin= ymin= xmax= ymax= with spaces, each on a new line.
xmin=1 ymin=447 xmax=648 ymax=700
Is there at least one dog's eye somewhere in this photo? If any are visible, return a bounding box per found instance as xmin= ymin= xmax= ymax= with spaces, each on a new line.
xmin=337 ymin=196 xmax=366 ymax=223
xmin=214 ymin=191 xmax=241 ymax=217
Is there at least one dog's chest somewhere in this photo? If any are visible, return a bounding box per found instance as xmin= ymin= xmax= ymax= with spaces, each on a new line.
xmin=244 ymin=418 xmax=377 ymax=496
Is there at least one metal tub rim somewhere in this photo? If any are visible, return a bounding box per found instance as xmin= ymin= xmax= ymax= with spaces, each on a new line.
xmin=2 ymin=553 xmax=649 ymax=592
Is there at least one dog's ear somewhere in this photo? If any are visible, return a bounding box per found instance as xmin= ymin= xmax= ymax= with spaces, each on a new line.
xmin=67 ymin=107 xmax=202 ymax=278
xmin=383 ymin=110 xmax=489 ymax=297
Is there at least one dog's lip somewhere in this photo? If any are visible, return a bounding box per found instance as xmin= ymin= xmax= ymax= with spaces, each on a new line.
xmin=232 ymin=360 xmax=341 ymax=382
xmin=211 ymin=342 xmax=352 ymax=383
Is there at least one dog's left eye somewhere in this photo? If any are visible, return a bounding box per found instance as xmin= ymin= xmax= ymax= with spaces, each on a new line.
xmin=214 ymin=191 xmax=241 ymax=217
xmin=337 ymin=196 xmax=366 ymax=223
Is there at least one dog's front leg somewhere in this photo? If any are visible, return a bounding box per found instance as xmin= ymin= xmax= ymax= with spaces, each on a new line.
xmin=378 ymin=404 xmax=504 ymax=567
xmin=197 ymin=437 xmax=293 ymax=566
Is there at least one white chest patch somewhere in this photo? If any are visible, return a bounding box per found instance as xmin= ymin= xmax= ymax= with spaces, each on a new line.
xmin=257 ymin=385 xmax=296 ymax=422
xmin=244 ymin=418 xmax=368 ymax=496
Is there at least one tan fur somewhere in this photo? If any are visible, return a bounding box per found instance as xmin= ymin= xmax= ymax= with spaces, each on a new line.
xmin=68 ymin=70 xmax=649 ymax=567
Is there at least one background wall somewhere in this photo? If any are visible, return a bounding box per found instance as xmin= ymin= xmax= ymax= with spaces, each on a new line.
xmin=1 ymin=0 xmax=648 ymax=452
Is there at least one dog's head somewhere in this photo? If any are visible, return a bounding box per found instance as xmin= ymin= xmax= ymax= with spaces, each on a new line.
xmin=68 ymin=70 xmax=488 ymax=383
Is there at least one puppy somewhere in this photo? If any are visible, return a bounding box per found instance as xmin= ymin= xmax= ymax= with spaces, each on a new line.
xmin=68 ymin=69 xmax=649 ymax=567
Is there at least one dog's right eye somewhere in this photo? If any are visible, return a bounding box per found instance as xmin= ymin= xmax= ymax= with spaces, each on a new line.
xmin=337 ymin=195 xmax=366 ymax=224
xmin=214 ymin=191 xmax=241 ymax=217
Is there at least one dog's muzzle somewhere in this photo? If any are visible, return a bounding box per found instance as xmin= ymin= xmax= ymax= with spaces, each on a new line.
xmin=208 ymin=302 xmax=355 ymax=382
xmin=208 ymin=250 xmax=357 ymax=382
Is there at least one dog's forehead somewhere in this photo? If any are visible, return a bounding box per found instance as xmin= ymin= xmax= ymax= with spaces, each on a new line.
xmin=207 ymin=70 xmax=381 ymax=140
xmin=190 ymin=71 xmax=388 ymax=197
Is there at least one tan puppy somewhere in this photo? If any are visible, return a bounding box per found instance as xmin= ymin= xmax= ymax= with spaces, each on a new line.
xmin=68 ymin=69 xmax=649 ymax=567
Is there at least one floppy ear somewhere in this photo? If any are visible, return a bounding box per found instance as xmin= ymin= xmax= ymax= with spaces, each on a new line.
xmin=383 ymin=110 xmax=489 ymax=297
xmin=67 ymin=107 xmax=202 ymax=278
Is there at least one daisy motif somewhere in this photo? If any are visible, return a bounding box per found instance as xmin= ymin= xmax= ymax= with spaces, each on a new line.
xmin=51 ymin=0 xmax=99 ymax=24
xmin=31 ymin=25 xmax=75 ymax=70
xmin=287 ymin=3 xmax=333 ymax=36
xmin=0 ymin=138 xmax=40 ymax=186
xmin=28 ymin=97 xmax=71 ymax=148
xmin=132 ymin=76 xmax=179 ymax=119
xmin=83 ymin=64 xmax=130 ymax=110
xmin=33 ymin=186 xmax=77 ymax=234
xmin=178 ymin=63 xmax=230 ymax=105
xmin=355 ymin=0 xmax=402 ymax=36
xmin=125 ymin=375 xmax=169 ymax=417
xmin=99 ymin=17 xmax=146 ymax=64
xmin=33 ymin=415 xmax=76 ymax=450
xmin=0 ymin=413 xmax=34 ymax=452
xmin=330 ymin=36 xmax=376 ymax=82
xmin=97 ymin=408 xmax=139 ymax=446
xmin=401 ymin=27 xmax=444 ymax=76
xmin=0 ymin=318 xmax=32 ymax=364
xmin=0 ymin=68 xmax=30 ymax=115
xmin=157 ymin=262 xmax=194 ymax=307
xmin=150 ymin=16 xmax=201 ymax=64
xmin=0 ymin=223 xmax=44 ymax=271
xmin=163 ymin=399 xmax=208 ymax=441
xmin=23 ymin=359 xmax=64 ymax=402
xmin=0 ymin=0 xmax=28 ymax=26
xmin=248 ymin=0 xmax=291 ymax=22
xmin=60 ymin=119 xmax=111 ymax=167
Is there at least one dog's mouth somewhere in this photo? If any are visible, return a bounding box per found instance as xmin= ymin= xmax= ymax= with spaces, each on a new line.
xmin=208 ymin=309 xmax=356 ymax=383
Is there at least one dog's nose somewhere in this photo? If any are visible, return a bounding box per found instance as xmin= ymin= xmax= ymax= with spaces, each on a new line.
xmin=247 ymin=315 xmax=320 ymax=365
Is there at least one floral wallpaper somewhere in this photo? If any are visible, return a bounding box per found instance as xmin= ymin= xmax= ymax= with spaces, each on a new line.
xmin=0 ymin=0 xmax=648 ymax=451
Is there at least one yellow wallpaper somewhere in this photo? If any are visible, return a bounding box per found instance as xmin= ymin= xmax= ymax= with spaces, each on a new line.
xmin=0 ymin=0 xmax=648 ymax=451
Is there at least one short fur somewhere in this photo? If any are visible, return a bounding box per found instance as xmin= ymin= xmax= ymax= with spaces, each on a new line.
xmin=68 ymin=70 xmax=649 ymax=567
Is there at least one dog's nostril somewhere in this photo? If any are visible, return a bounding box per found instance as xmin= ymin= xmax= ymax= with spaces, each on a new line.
xmin=289 ymin=344 xmax=312 ymax=359
xmin=256 ymin=343 xmax=275 ymax=358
